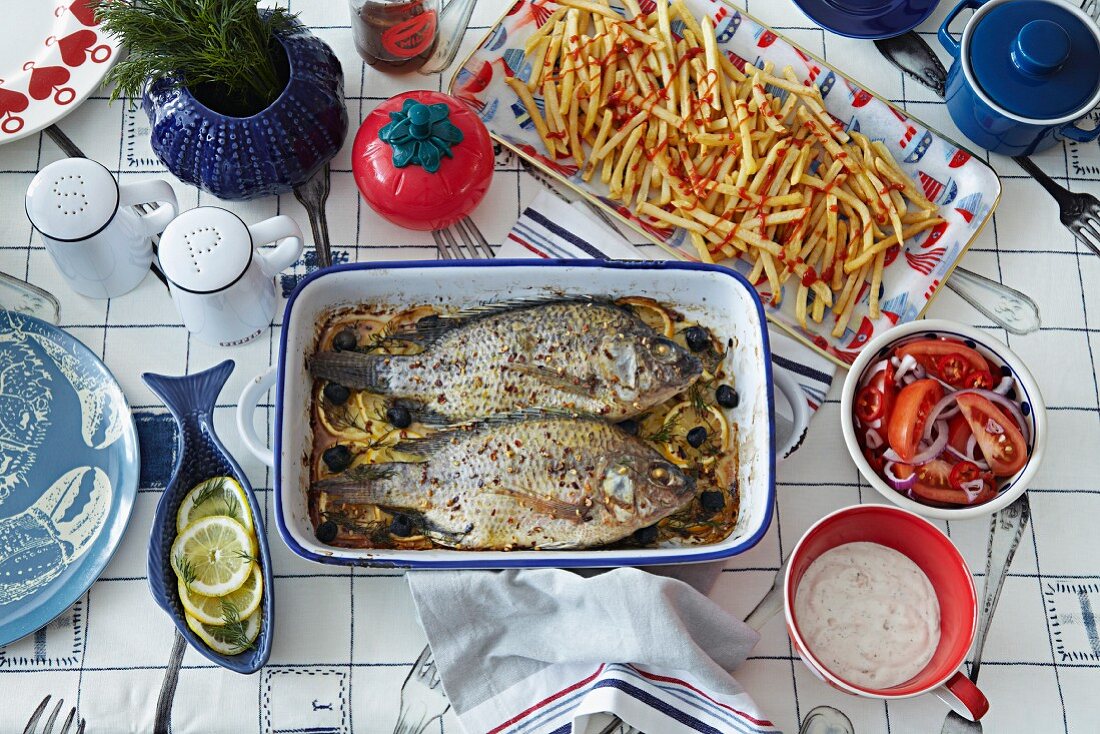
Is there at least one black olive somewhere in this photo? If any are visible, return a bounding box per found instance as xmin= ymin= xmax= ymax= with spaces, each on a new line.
xmin=683 ymin=326 xmax=710 ymax=352
xmin=386 ymin=405 xmax=412 ymax=429
xmin=322 ymin=444 xmax=352 ymax=472
xmin=390 ymin=514 xmax=414 ymax=537
xmin=323 ymin=383 xmax=350 ymax=405
xmin=617 ymin=418 xmax=640 ymax=436
xmin=700 ymin=490 xmax=726 ymax=513
xmin=633 ymin=525 xmax=659 ymax=544
xmin=333 ymin=329 xmax=358 ymax=351
xmin=715 ymin=384 xmax=740 ymax=408
xmin=686 ymin=426 xmax=707 ymax=448
xmin=315 ymin=520 xmax=338 ymax=543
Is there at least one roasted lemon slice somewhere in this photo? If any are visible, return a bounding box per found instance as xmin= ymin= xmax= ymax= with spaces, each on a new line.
xmin=185 ymin=608 xmax=261 ymax=655
xmin=178 ymin=565 xmax=263 ymax=626
xmin=659 ymin=400 xmax=731 ymax=468
xmin=176 ymin=477 xmax=253 ymax=535
xmin=172 ymin=516 xmax=254 ymax=597
xmin=617 ymin=296 xmax=675 ymax=337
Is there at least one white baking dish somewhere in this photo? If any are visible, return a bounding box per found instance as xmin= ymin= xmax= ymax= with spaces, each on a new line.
xmin=238 ymin=259 xmax=782 ymax=568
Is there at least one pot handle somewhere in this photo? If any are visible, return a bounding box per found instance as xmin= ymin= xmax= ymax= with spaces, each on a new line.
xmin=236 ymin=368 xmax=277 ymax=467
xmin=250 ymin=215 xmax=305 ymax=277
xmin=1056 ymin=118 xmax=1100 ymax=144
xmin=939 ymin=0 xmax=984 ymax=58
xmin=773 ymin=369 xmax=810 ymax=461
xmin=933 ymin=671 xmax=990 ymax=721
xmin=119 ymin=178 xmax=178 ymax=236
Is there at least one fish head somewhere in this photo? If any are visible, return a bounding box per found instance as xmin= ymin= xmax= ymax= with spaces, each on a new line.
xmin=603 ymin=455 xmax=695 ymax=522
xmin=600 ymin=333 xmax=702 ymax=404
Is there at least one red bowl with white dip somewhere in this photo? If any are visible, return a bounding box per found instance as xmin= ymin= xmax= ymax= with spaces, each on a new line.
xmin=784 ymin=505 xmax=989 ymax=721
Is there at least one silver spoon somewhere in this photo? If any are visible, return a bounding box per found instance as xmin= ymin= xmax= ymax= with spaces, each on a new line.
xmin=940 ymin=493 xmax=1031 ymax=733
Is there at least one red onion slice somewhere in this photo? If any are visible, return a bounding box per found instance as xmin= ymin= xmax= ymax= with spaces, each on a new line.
xmin=864 ymin=428 xmax=884 ymax=450
xmin=884 ymin=461 xmax=916 ymax=490
xmin=894 ymin=354 xmax=919 ymax=385
xmin=994 ymin=376 xmax=1014 ymax=395
xmin=923 ymin=393 xmax=962 ymax=439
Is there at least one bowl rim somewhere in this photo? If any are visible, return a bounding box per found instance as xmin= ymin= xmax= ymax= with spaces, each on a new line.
xmin=782 ymin=503 xmax=978 ymax=698
xmin=840 ymin=319 xmax=1047 ymax=520
xmin=272 ymin=258 xmax=778 ymax=568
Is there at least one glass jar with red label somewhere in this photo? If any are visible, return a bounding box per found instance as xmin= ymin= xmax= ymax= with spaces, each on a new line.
xmin=350 ymin=0 xmax=440 ymax=72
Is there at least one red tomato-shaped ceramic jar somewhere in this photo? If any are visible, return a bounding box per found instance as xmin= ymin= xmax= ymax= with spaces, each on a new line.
xmin=353 ymin=90 xmax=494 ymax=231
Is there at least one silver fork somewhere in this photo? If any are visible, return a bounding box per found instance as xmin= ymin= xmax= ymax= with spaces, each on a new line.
xmin=23 ymin=695 xmax=84 ymax=734
xmin=1013 ymin=155 xmax=1100 ymax=258
xmin=392 ymin=644 xmax=451 ymax=734
xmin=1083 ymin=0 xmax=1099 ymax=21
xmin=432 ymin=217 xmax=495 ymax=260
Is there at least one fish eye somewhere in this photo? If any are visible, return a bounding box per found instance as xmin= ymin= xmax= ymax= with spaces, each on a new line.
xmin=648 ymin=462 xmax=678 ymax=485
xmin=651 ymin=339 xmax=679 ymax=363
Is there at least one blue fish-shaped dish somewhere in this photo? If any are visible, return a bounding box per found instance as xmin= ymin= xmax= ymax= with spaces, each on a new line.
xmin=143 ymin=360 xmax=274 ymax=674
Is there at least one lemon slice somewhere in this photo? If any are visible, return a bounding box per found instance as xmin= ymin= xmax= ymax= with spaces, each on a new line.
xmin=659 ymin=400 xmax=731 ymax=468
xmin=172 ymin=516 xmax=254 ymax=597
xmin=178 ymin=565 xmax=263 ymax=626
xmin=185 ymin=609 xmax=261 ymax=655
xmin=617 ymin=296 xmax=675 ymax=337
xmin=176 ymin=477 xmax=253 ymax=535
xmin=316 ymin=385 xmax=384 ymax=441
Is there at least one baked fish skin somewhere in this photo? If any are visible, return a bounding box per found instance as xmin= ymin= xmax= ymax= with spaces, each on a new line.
xmin=312 ymin=413 xmax=695 ymax=550
xmin=309 ymin=298 xmax=702 ymax=423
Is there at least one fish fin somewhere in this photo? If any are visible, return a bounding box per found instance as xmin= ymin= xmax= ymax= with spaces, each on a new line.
xmin=504 ymin=362 xmax=600 ymax=397
xmin=386 ymin=296 xmax=621 ymax=345
xmin=392 ymin=408 xmax=598 ymax=456
xmin=487 ymin=485 xmax=590 ymax=523
xmin=308 ymin=351 xmax=396 ymax=392
xmin=311 ymin=464 xmax=404 ymax=505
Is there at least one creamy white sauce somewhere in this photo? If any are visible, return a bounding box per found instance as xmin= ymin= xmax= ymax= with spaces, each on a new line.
xmin=794 ymin=542 xmax=940 ymax=689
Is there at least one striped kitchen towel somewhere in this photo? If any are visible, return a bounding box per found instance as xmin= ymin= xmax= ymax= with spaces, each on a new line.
xmin=407 ymin=567 xmax=781 ymax=734
xmin=504 ymin=191 xmax=836 ymax=417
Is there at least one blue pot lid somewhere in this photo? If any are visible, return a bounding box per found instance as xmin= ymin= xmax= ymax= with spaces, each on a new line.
xmin=969 ymin=0 xmax=1100 ymax=120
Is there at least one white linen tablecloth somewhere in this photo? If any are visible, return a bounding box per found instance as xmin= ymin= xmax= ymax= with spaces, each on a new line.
xmin=1 ymin=1 xmax=1099 ymax=732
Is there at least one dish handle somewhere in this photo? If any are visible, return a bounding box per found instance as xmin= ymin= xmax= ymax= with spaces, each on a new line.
xmin=773 ymin=370 xmax=810 ymax=461
xmin=237 ymin=368 xmax=277 ymax=467
xmin=938 ymin=0 xmax=984 ymax=58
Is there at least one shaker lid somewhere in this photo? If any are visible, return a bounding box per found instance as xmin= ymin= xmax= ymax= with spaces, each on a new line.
xmin=25 ymin=158 xmax=120 ymax=242
xmin=969 ymin=0 xmax=1100 ymax=120
xmin=158 ymin=207 xmax=253 ymax=294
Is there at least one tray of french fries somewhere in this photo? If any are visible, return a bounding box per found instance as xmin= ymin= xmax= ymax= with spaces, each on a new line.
xmin=449 ymin=0 xmax=1002 ymax=365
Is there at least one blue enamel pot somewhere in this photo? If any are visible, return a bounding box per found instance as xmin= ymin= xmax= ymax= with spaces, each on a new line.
xmin=939 ymin=0 xmax=1100 ymax=156
xmin=143 ymin=17 xmax=348 ymax=200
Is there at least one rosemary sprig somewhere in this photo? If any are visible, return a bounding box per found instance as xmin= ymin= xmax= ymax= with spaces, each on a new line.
xmin=644 ymin=413 xmax=680 ymax=444
xmin=173 ymin=551 xmax=197 ymax=591
xmin=95 ymin=0 xmax=297 ymax=108
xmin=217 ymin=600 xmax=256 ymax=653
xmin=688 ymin=381 xmax=712 ymax=416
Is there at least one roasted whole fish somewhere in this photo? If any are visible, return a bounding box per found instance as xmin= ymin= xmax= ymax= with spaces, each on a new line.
xmin=309 ymin=298 xmax=702 ymax=423
xmin=312 ymin=412 xmax=696 ymax=550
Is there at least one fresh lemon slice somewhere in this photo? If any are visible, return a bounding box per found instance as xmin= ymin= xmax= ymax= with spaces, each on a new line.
xmin=178 ymin=565 xmax=263 ymax=626
xmin=176 ymin=477 xmax=253 ymax=536
xmin=185 ymin=609 xmax=261 ymax=655
xmin=171 ymin=516 xmax=254 ymax=597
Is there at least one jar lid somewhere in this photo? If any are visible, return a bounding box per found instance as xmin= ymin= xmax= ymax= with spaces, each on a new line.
xmin=969 ymin=0 xmax=1100 ymax=120
xmin=25 ymin=158 xmax=120 ymax=242
xmin=159 ymin=208 xmax=253 ymax=294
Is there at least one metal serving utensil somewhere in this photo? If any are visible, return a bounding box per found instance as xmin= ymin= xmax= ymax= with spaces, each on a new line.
xmin=939 ymin=493 xmax=1031 ymax=734
xmin=293 ymin=163 xmax=334 ymax=268
xmin=393 ymin=644 xmax=451 ymax=734
xmin=22 ymin=695 xmax=84 ymax=734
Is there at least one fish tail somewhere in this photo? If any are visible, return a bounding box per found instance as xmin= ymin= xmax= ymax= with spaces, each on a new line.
xmin=308 ymin=352 xmax=392 ymax=392
xmin=312 ymin=464 xmax=408 ymax=507
xmin=143 ymin=360 xmax=233 ymax=421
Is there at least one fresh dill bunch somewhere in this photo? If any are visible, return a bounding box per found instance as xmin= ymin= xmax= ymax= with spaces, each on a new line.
xmin=95 ymin=0 xmax=297 ymax=108
xmin=173 ymin=551 xmax=197 ymax=590
xmin=217 ymin=600 xmax=257 ymax=653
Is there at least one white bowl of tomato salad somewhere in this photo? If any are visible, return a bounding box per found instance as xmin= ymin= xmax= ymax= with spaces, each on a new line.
xmin=841 ymin=320 xmax=1046 ymax=520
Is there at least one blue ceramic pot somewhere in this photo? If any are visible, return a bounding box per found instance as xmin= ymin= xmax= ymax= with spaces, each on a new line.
xmin=939 ymin=0 xmax=1100 ymax=156
xmin=143 ymin=18 xmax=348 ymax=200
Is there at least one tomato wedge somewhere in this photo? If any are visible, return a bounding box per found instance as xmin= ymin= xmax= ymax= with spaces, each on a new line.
xmin=887 ymin=379 xmax=944 ymax=461
xmin=957 ymin=393 xmax=1028 ymax=476
xmin=897 ymin=339 xmax=990 ymax=384
xmin=911 ymin=459 xmax=997 ymax=506
xmin=947 ymin=413 xmax=971 ymax=455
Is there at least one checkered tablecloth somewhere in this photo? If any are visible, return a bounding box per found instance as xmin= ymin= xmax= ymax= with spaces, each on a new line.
xmin=2 ymin=1 xmax=1099 ymax=732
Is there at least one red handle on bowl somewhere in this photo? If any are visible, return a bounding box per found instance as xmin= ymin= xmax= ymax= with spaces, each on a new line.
xmin=935 ymin=671 xmax=990 ymax=721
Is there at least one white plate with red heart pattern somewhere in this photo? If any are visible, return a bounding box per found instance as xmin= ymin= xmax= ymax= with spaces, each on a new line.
xmin=0 ymin=0 xmax=119 ymax=145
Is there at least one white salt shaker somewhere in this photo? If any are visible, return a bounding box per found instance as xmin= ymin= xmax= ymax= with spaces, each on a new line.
xmin=158 ymin=207 xmax=304 ymax=347
xmin=25 ymin=158 xmax=178 ymax=299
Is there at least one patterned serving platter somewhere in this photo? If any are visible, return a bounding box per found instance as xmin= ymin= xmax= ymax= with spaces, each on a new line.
xmin=449 ymin=0 xmax=1003 ymax=366
xmin=0 ymin=310 xmax=139 ymax=647
xmin=0 ymin=0 xmax=120 ymax=144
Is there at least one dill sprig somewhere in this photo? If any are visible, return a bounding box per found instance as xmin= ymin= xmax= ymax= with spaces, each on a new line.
xmin=173 ymin=551 xmax=197 ymax=590
xmin=688 ymin=382 xmax=712 ymax=416
xmin=217 ymin=600 xmax=256 ymax=653
xmin=320 ymin=509 xmax=387 ymax=537
xmin=234 ymin=549 xmax=261 ymax=565
xmin=190 ymin=477 xmax=227 ymax=508
xmin=223 ymin=492 xmax=244 ymax=525
xmin=644 ymin=413 xmax=680 ymax=444
xmin=95 ymin=0 xmax=297 ymax=109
